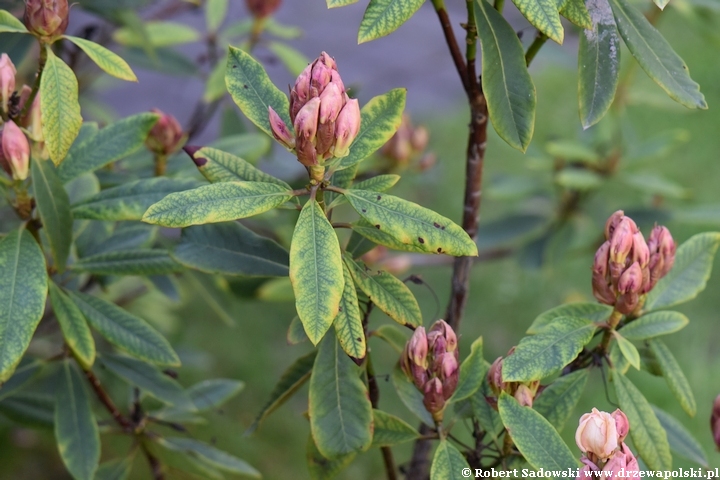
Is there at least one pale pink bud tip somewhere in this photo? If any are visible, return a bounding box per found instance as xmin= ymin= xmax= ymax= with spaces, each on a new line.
xmin=268 ymin=107 xmax=294 ymax=149
xmin=146 ymin=109 xmax=184 ymax=155
xmin=1 ymin=120 xmax=29 ymax=181
xmin=333 ymin=99 xmax=361 ymax=158
xmin=0 ymin=53 xmax=16 ymax=112
xmin=575 ymin=408 xmax=619 ymax=460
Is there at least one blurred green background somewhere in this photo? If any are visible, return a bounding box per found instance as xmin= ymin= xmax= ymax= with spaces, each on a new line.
xmin=1 ymin=2 xmax=719 ymax=478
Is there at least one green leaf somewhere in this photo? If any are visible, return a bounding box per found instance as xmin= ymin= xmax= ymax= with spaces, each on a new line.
xmin=0 ymin=10 xmax=28 ymax=33
xmin=173 ymin=222 xmax=289 ymax=277
xmin=245 ymin=351 xmax=316 ymax=435
xmin=55 ymin=362 xmax=100 ymax=480
xmin=143 ymin=182 xmax=293 ymax=228
xmin=290 ymin=199 xmax=344 ymax=345
xmin=622 ymin=172 xmax=688 ymax=199
xmin=342 ymin=189 xmax=477 ymax=256
xmin=309 ymin=330 xmax=373 ymax=459
xmin=645 ymin=232 xmax=720 ymax=310
xmin=337 ymin=89 xmax=406 ymax=170
xmin=206 ymin=0 xmax=228 ymax=32
xmin=650 ymin=405 xmax=708 ymax=467
xmin=613 ymin=331 xmax=640 ymax=370
xmin=71 ymin=249 xmax=181 ymax=276
xmin=555 ymin=168 xmax=603 ymax=190
xmin=68 ymin=291 xmax=180 ymax=366
xmin=370 ymin=324 xmax=408 ymax=353
xmin=350 ymin=219 xmax=426 ymax=253
xmin=100 ymin=354 xmax=193 ymax=409
xmin=647 ymin=339 xmax=696 ymax=416
xmin=31 ymin=158 xmax=73 ymax=272
xmin=449 ymin=337 xmax=485 ymax=403
xmin=612 ymin=372 xmax=671 ymax=470
xmin=208 ymin=133 xmax=272 ymax=163
xmin=471 ymin=374 xmax=503 ymax=439
xmin=371 ymin=409 xmax=419 ymax=447
xmin=358 ymin=0 xmax=425 ymax=43
xmin=187 ymin=146 xmax=290 ymax=188
xmin=503 ymin=317 xmax=596 ymax=382
xmin=158 ymin=437 xmax=260 ymax=477
xmin=57 ymin=113 xmax=160 ymax=182
xmin=41 ymin=47 xmax=83 ymax=165
xmin=328 ymin=174 xmax=400 ymax=209
xmin=578 ymin=9 xmax=621 ymax=129
xmin=609 ymin=342 xmax=631 ymax=375
xmin=609 ymin=0 xmax=707 ymax=109
xmin=392 ymin=365 xmax=433 ymax=426
xmin=0 ymin=228 xmax=48 ymax=383
xmin=204 ymin=54 xmax=227 ymax=102
xmin=618 ymin=311 xmax=689 ymax=340
xmin=287 ymin=315 xmax=308 ymax=345
xmin=475 ymin=0 xmax=536 ymax=152
xmin=267 ymin=41 xmax=310 ymax=77
xmin=533 ymin=369 xmax=589 ymax=432
xmin=94 ymin=456 xmax=134 ymax=480
xmin=560 ymin=0 xmax=593 ymax=30
xmin=0 ymin=391 xmax=54 ymax=428
xmin=334 ymin=262 xmax=366 ymax=360
xmin=226 ymin=46 xmax=292 ymax=138
xmin=72 ymin=178 xmax=199 ymax=221
xmin=498 ymin=393 xmax=578 ymax=470
xmin=527 ymin=302 xmax=611 ymax=334
xmin=0 ymin=359 xmax=43 ymax=402
xmin=327 ymin=0 xmax=360 ymax=6
xmin=63 ymin=36 xmax=137 ymax=81
xmin=306 ymin=435 xmax=356 ymax=480
xmin=430 ymin=440 xmax=472 ymax=480
xmin=187 ymin=379 xmax=244 ymax=411
xmin=113 ymin=21 xmax=200 ymax=47
xmin=511 ymin=0 xmax=564 ymax=44
xmin=185 ymin=271 xmax=236 ymax=326
xmin=48 ymin=283 xmax=95 ymax=369
xmin=343 ymin=254 xmax=421 ymax=327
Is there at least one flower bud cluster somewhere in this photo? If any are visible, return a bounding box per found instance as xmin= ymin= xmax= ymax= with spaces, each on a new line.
xmin=487 ymin=351 xmax=540 ymax=408
xmin=575 ymin=408 xmax=639 ymax=480
xmin=145 ymin=109 xmax=185 ymax=156
xmin=401 ymin=320 xmax=459 ymax=422
xmin=380 ymin=114 xmax=433 ymax=171
xmin=24 ymin=0 xmax=69 ymax=42
xmin=0 ymin=120 xmax=30 ymax=181
xmin=245 ymin=0 xmax=281 ymax=18
xmin=712 ymin=394 xmax=720 ymax=451
xmin=269 ymin=52 xmax=361 ymax=172
xmin=592 ymin=211 xmax=675 ymax=314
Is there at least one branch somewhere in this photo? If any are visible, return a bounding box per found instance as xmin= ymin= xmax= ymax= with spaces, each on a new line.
xmin=83 ymin=367 xmax=133 ymax=432
xmin=430 ymin=0 xmax=470 ymax=92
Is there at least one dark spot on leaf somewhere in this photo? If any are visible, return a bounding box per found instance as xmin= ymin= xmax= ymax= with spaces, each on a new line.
xmin=192 ymin=156 xmax=208 ymax=167
xmin=442 ymin=226 xmax=445 ymax=230
xmin=243 ymin=84 xmax=248 ymax=89
xmin=183 ymin=145 xmax=201 ymax=157
xmin=418 ymin=237 xmax=425 ymax=244
xmin=434 ymin=222 xmax=441 ymax=229
xmin=356 ymin=337 xmax=362 ymax=342
xmin=338 ymin=306 xmax=343 ymax=312
xmin=375 ymin=224 xmax=381 ymax=229
xmin=361 ymin=208 xmax=366 ymax=213
xmin=376 ymin=195 xmax=381 ymax=200
xmin=232 ymin=64 xmax=237 ymax=68
xmin=437 ymin=247 xmax=443 ymax=253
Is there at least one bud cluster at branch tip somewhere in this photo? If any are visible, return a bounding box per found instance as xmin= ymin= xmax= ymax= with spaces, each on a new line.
xmin=145 ymin=109 xmax=185 ymax=156
xmin=380 ymin=114 xmax=435 ymax=172
xmin=487 ymin=348 xmax=540 ymax=408
xmin=24 ymin=0 xmax=69 ymax=42
xmin=245 ymin=0 xmax=281 ymax=19
xmin=401 ymin=320 xmax=459 ymax=422
xmin=0 ymin=120 xmax=30 ymax=181
xmin=575 ymin=408 xmax=638 ymax=480
xmin=268 ymin=52 xmax=361 ymax=181
xmin=593 ymin=211 xmax=676 ymax=314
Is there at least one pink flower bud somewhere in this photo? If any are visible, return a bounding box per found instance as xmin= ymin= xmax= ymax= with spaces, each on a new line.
xmin=295 ymin=135 xmax=317 ymax=167
xmin=318 ymin=82 xmax=344 ymax=125
xmin=631 ymin=232 xmax=650 ymax=268
xmin=602 ymin=443 xmax=639 ymax=480
xmin=268 ymin=106 xmax=294 ymax=149
xmin=438 ymin=353 xmax=459 ymax=400
xmin=290 ymin=64 xmax=312 ymax=121
xmin=405 ymin=327 xmax=428 ymax=369
xmin=428 ymin=319 xmax=458 ymax=354
xmin=146 ymin=109 xmax=184 ymax=155
xmin=604 ymin=210 xmax=626 ymax=240
xmin=592 ymin=272 xmax=617 ymax=306
xmin=593 ymin=241 xmax=611 ymax=277
xmin=1 ymin=120 xmax=29 ymax=181
xmin=711 ymin=394 xmax=720 ymax=451
xmin=488 ymin=357 xmax=505 ymax=395
xmin=310 ymin=61 xmax=332 ymax=95
xmin=575 ymin=408 xmax=619 ymax=460
xmin=576 ymin=457 xmax=599 ymax=480
xmin=318 ymin=52 xmax=337 ymax=71
xmin=422 ymin=377 xmax=445 ymax=415
xmin=609 ymin=218 xmax=636 ymax=274
xmin=333 ymin=98 xmax=360 ymax=158
xmin=611 ymin=409 xmax=630 ymax=444
xmin=0 ymin=54 xmax=16 ymax=113
xmin=245 ymin=0 xmax=281 ymax=18
xmin=514 ymin=384 xmax=534 ymax=408
xmin=24 ymin=0 xmax=69 ymax=40
xmin=330 ymin=71 xmax=345 ymax=95
xmin=618 ymin=262 xmax=642 ymax=295
xmin=648 ymin=226 xmax=676 ymax=288
xmin=411 ymin=125 xmax=430 ymax=152
xmin=293 ymin=97 xmax=320 ymax=145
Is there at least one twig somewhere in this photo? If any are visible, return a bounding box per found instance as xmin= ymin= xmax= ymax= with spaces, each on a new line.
xmin=83 ymin=367 xmax=134 ymax=432
xmin=20 ymin=42 xmax=47 ymax=119
xmin=525 ymin=32 xmax=548 ymax=66
xmin=429 ymin=0 xmax=469 ymax=93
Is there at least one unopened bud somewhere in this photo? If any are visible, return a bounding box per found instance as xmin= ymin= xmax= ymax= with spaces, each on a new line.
xmin=0 ymin=53 xmax=16 ymax=113
xmin=245 ymin=0 xmax=281 ymax=19
xmin=618 ymin=262 xmax=642 ymax=295
xmin=631 ymin=232 xmax=649 ymax=268
xmin=422 ymin=377 xmax=445 ymax=417
xmin=428 ymin=319 xmax=457 ymax=354
xmin=410 ymin=126 xmax=429 ymax=152
xmin=514 ymin=384 xmax=534 ymax=407
xmin=333 ymin=98 xmax=360 ymax=158
xmin=438 ymin=353 xmax=459 ymax=399
xmin=318 ymin=82 xmax=344 ymax=125
xmin=146 ymin=109 xmax=184 ymax=155
xmin=600 ymin=443 xmax=639 ymax=480
xmin=24 ymin=0 xmax=69 ymax=40
xmin=611 ymin=409 xmax=630 ymax=444
xmin=648 ymin=226 xmax=676 ymax=289
xmin=268 ymin=106 xmax=294 ymax=149
xmin=488 ymin=357 xmax=505 ymax=395
xmin=405 ymin=327 xmax=428 ymax=369
xmin=711 ymin=394 xmax=720 ymax=451
xmin=294 ymin=97 xmax=320 ymax=144
xmin=604 ymin=210 xmax=625 ymax=240
xmin=575 ymin=408 xmax=619 ymax=460
xmin=609 ymin=218 xmax=636 ymax=278
xmin=0 ymin=120 xmax=29 ymax=180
